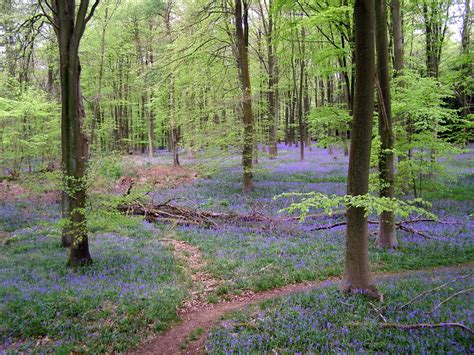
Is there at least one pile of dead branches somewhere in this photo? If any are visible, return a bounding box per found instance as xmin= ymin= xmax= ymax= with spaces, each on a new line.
xmin=118 ymin=199 xmax=457 ymax=244
xmin=118 ymin=200 xmax=274 ymax=228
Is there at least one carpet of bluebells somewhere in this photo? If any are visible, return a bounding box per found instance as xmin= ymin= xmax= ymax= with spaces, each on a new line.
xmin=153 ymin=144 xmax=474 ymax=292
xmin=0 ymin=215 xmax=185 ymax=352
xmin=206 ymin=269 xmax=473 ymax=353
xmin=0 ymin=144 xmax=472 ymax=352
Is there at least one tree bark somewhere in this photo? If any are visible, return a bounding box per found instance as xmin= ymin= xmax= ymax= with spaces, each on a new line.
xmin=375 ymin=0 xmax=397 ymax=249
xmin=460 ymin=0 xmax=471 ymax=122
xmin=50 ymin=0 xmax=98 ymax=266
xmin=235 ymin=0 xmax=255 ymax=192
xmin=297 ymin=28 xmax=306 ymax=161
xmin=391 ymin=0 xmax=404 ymax=75
xmin=266 ymin=0 xmax=278 ymax=159
xmin=342 ymin=0 xmax=376 ymax=294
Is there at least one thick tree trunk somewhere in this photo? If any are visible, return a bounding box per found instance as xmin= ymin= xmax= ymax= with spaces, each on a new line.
xmin=342 ymin=0 xmax=376 ymax=294
xmin=235 ymin=0 xmax=255 ymax=192
xmin=51 ymin=0 xmax=98 ymax=266
xmin=375 ymin=0 xmax=397 ymax=249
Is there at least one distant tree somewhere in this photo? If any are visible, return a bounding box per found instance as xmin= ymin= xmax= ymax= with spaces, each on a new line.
xmin=391 ymin=0 xmax=404 ymax=76
xmin=41 ymin=0 xmax=100 ymax=266
xmin=342 ymin=0 xmax=377 ymax=295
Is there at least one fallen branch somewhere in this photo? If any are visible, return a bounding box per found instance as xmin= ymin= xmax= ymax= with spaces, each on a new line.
xmin=348 ymin=321 xmax=473 ymax=334
xmin=118 ymin=202 xmax=279 ymax=228
xmin=397 ymin=274 xmax=471 ymax=310
xmin=369 ymin=301 xmax=387 ymax=323
xmin=402 ymin=218 xmax=459 ymax=225
xmin=285 ymin=210 xmax=346 ymax=221
xmin=381 ymin=322 xmax=473 ymax=334
xmin=310 ymin=219 xmax=456 ymax=244
xmin=431 ymin=288 xmax=474 ymax=313
xmin=397 ymin=224 xmax=453 ymax=243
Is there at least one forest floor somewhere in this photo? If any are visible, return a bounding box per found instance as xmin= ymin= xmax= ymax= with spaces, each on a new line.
xmin=133 ymin=263 xmax=473 ymax=355
xmin=1 ymin=144 xmax=473 ymax=353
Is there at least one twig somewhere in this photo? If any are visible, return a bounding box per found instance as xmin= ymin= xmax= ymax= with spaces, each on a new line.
xmin=348 ymin=321 xmax=473 ymax=334
xmin=431 ymin=288 xmax=474 ymax=313
xmin=397 ymin=274 xmax=471 ymax=310
xmin=369 ymin=302 xmax=387 ymax=323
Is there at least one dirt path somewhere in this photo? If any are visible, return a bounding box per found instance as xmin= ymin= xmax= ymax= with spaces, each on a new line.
xmin=132 ymin=241 xmax=473 ymax=355
xmin=161 ymin=235 xmax=222 ymax=314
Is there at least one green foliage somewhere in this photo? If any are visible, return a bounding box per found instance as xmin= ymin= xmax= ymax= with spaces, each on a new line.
xmin=307 ymin=105 xmax=351 ymax=149
xmin=391 ymin=71 xmax=464 ymax=197
xmin=0 ymin=86 xmax=60 ymax=178
xmin=88 ymin=154 xmax=124 ymax=181
xmin=276 ymin=192 xmax=436 ymax=220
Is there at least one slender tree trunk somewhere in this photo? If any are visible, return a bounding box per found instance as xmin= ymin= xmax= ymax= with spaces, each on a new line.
xmin=391 ymin=0 xmax=404 ymax=75
xmin=235 ymin=0 xmax=255 ymax=192
xmin=342 ymin=0 xmax=377 ymax=295
xmin=460 ymin=0 xmax=471 ymax=124
xmin=375 ymin=0 xmax=397 ymax=249
xmin=164 ymin=4 xmax=179 ymax=166
xmin=267 ymin=0 xmax=278 ymax=159
xmin=297 ymin=28 xmax=305 ymax=161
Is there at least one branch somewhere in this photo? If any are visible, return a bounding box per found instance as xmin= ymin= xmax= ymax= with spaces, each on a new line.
xmin=397 ymin=224 xmax=454 ymax=243
xmin=38 ymin=2 xmax=58 ymax=29
xmin=85 ymin=0 xmax=101 ymax=24
xmin=381 ymin=322 xmax=473 ymax=334
xmin=431 ymin=288 xmax=474 ymax=313
xmin=397 ymin=274 xmax=471 ymax=310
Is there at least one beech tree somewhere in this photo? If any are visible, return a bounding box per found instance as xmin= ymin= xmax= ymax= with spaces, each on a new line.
xmin=234 ymin=0 xmax=255 ymax=192
xmin=342 ymin=0 xmax=377 ymax=294
xmin=375 ymin=0 xmax=397 ymax=248
xmin=41 ymin=0 xmax=99 ymax=266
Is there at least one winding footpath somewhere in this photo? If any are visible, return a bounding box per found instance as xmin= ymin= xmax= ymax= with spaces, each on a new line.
xmin=131 ymin=237 xmax=473 ymax=355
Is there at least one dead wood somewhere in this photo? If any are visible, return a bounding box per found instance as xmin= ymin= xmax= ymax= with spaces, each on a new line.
xmin=118 ymin=201 xmax=276 ymax=227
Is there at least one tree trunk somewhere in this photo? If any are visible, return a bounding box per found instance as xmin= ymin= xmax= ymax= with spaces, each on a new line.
xmin=235 ymin=0 xmax=254 ymax=192
xmin=460 ymin=0 xmax=471 ymax=123
xmin=342 ymin=0 xmax=376 ymax=295
xmin=165 ymin=4 xmax=179 ymax=167
xmin=391 ymin=0 xmax=404 ymax=75
xmin=51 ymin=0 xmax=97 ymax=266
xmin=297 ymin=28 xmax=306 ymax=161
xmin=375 ymin=0 xmax=397 ymax=249
xmin=267 ymin=0 xmax=278 ymax=159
